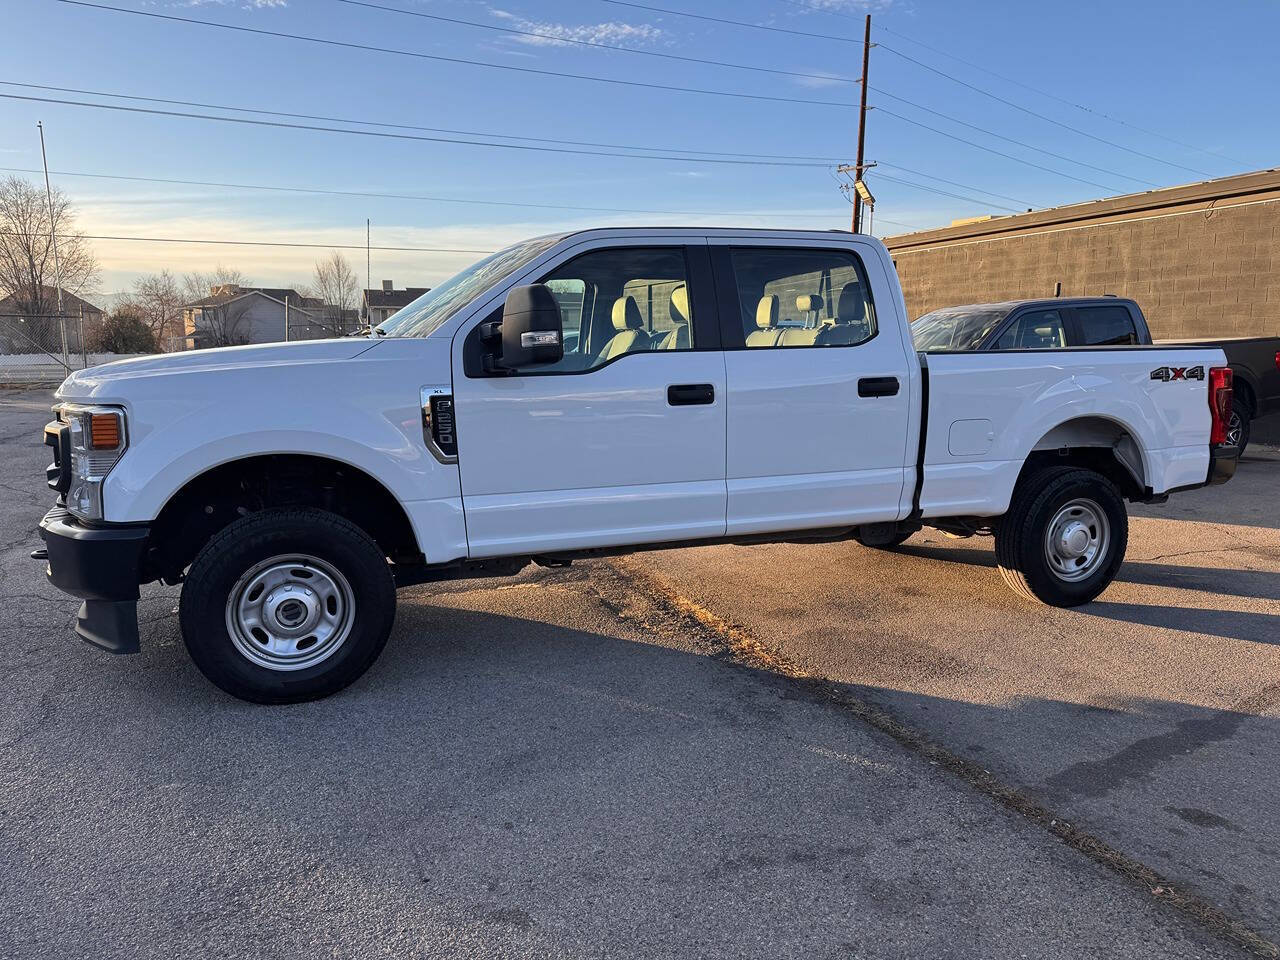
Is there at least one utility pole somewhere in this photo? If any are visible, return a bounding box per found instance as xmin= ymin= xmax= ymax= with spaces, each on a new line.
xmin=852 ymin=14 xmax=872 ymax=233
xmin=37 ymin=122 xmax=69 ymax=370
xmin=366 ymin=219 xmax=371 ymax=314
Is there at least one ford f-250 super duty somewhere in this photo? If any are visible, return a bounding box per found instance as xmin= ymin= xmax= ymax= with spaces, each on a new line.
xmin=35 ymin=228 xmax=1239 ymax=703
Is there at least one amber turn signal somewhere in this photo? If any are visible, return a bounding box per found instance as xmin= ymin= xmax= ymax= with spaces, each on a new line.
xmin=89 ymin=412 xmax=121 ymax=450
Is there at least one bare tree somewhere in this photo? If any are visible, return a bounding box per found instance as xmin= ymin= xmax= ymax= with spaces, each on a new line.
xmin=132 ymin=269 xmax=184 ymax=351
xmin=181 ymin=265 xmax=248 ymax=304
xmin=191 ymin=297 xmax=253 ymax=348
xmin=0 ymin=175 xmax=99 ymax=349
xmin=180 ymin=266 xmax=253 ymax=349
xmin=311 ymin=251 xmax=358 ymax=336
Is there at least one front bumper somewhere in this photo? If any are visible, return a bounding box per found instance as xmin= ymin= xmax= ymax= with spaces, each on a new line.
xmin=1207 ymin=443 xmax=1239 ymax=486
xmin=37 ymin=506 xmax=149 ymax=654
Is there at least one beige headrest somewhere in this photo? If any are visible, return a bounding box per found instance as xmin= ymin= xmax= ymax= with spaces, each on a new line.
xmin=669 ymin=284 xmax=689 ymax=325
xmin=755 ymin=294 xmax=778 ymax=329
xmin=612 ymin=295 xmax=643 ymax=331
xmin=796 ymin=294 xmax=823 ymax=313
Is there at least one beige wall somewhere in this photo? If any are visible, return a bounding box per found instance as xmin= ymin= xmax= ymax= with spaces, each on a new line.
xmin=888 ymin=195 xmax=1280 ymax=340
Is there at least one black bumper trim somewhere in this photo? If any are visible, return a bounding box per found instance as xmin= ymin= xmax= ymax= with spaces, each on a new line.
xmin=38 ymin=507 xmax=149 ymax=655
xmin=1207 ymin=443 xmax=1239 ymax=486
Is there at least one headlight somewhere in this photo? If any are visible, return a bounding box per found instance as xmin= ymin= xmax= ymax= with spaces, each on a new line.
xmin=61 ymin=403 xmax=128 ymax=521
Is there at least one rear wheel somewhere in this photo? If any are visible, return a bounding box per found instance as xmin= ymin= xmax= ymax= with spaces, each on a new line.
xmin=1226 ymin=398 xmax=1251 ymax=455
xmin=994 ymin=466 xmax=1128 ymax=606
xmin=179 ymin=508 xmax=396 ymax=703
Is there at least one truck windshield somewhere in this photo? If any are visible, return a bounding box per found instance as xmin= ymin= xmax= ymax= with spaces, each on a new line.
xmin=375 ymin=233 xmax=567 ymax=338
xmin=912 ymin=306 xmax=1011 ymax=352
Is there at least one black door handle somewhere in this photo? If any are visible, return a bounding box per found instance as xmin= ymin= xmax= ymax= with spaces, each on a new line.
xmin=858 ymin=376 xmax=900 ymax=398
xmin=668 ymin=383 xmax=715 ymax=406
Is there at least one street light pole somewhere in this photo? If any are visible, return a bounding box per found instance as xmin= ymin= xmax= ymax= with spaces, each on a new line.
xmin=37 ymin=122 xmax=69 ymax=370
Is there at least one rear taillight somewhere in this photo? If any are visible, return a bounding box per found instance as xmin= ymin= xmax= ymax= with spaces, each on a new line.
xmin=1208 ymin=366 xmax=1233 ymax=446
xmin=1274 ymin=350 xmax=1279 ymax=372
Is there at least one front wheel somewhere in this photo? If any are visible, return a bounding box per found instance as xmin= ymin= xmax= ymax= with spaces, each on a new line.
xmin=179 ymin=508 xmax=397 ymax=703
xmin=994 ymin=466 xmax=1128 ymax=607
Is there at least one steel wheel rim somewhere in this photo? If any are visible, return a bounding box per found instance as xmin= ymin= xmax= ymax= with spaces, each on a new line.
xmin=1044 ymin=498 xmax=1110 ymax=583
xmin=1226 ymin=410 xmax=1243 ymax=447
xmin=225 ymin=554 xmax=355 ymax=671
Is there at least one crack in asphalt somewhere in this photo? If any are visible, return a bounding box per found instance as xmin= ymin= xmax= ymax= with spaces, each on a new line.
xmin=599 ymin=557 xmax=1280 ymax=960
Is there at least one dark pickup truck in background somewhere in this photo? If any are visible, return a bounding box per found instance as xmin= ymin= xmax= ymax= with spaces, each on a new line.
xmin=912 ymin=296 xmax=1280 ymax=454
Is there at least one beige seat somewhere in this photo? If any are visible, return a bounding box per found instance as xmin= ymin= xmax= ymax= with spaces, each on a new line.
xmin=776 ymin=294 xmax=822 ymax=346
xmin=658 ymin=284 xmax=691 ymax=350
xmin=597 ymin=295 xmax=652 ymax=361
xmin=745 ymin=294 xmax=782 ymax=347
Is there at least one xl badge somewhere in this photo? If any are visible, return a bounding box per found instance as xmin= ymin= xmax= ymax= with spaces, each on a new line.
xmin=1150 ymin=365 xmax=1205 ymax=382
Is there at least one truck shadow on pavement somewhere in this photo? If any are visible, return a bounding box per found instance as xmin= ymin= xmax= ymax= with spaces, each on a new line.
xmin=897 ymin=542 xmax=1280 ymax=603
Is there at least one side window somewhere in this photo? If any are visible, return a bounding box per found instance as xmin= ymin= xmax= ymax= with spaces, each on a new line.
xmin=730 ymin=247 xmax=876 ymax=348
xmin=1075 ymin=306 xmax=1138 ymax=346
xmin=993 ymin=309 xmax=1066 ymax=349
xmin=535 ymin=247 xmax=693 ymax=371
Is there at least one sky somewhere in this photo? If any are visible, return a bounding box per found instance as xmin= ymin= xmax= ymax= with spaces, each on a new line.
xmin=1 ymin=0 xmax=1276 ymax=302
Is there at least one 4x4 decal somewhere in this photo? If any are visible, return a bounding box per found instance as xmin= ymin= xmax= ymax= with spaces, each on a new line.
xmin=1150 ymin=365 xmax=1205 ymax=382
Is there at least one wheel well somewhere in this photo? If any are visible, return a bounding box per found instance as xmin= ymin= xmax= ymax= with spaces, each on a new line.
xmin=1022 ymin=417 xmax=1147 ymax=501
xmin=144 ymin=455 xmax=423 ymax=583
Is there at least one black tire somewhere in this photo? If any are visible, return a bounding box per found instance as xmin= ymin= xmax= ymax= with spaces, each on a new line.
xmin=852 ymin=528 xmax=914 ymax=549
xmin=179 ymin=508 xmax=396 ymax=704
xmin=1228 ymin=398 xmax=1251 ymax=456
xmin=994 ymin=466 xmax=1128 ymax=607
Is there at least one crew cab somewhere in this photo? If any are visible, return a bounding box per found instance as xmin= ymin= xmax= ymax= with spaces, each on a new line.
xmin=912 ymin=296 xmax=1280 ymax=453
xmin=36 ymin=229 xmax=1239 ymax=703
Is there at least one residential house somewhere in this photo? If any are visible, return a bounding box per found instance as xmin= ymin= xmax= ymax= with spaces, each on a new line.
xmin=181 ymin=285 xmax=344 ymax=349
xmin=0 ymin=286 xmax=105 ymax=355
xmin=362 ymin=280 xmax=429 ymax=327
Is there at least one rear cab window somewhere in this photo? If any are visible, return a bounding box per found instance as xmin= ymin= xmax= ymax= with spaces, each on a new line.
xmin=1074 ymin=305 xmax=1139 ymax=346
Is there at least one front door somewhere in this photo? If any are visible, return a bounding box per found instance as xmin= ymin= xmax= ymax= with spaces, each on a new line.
xmin=452 ymin=242 xmax=727 ymax=557
xmin=712 ymin=240 xmax=915 ymax=535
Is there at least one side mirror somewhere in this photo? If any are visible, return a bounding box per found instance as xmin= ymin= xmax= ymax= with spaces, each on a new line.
xmin=486 ymin=284 xmax=563 ymax=371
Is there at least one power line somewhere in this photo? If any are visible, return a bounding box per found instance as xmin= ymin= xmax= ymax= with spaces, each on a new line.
xmin=774 ymin=0 xmax=1248 ymax=170
xmin=0 ymin=80 xmax=849 ymax=165
xmin=335 ymin=0 xmax=860 ymax=87
xmin=59 ymin=1 xmax=854 ymax=110
xmin=0 ymin=91 xmax=838 ymax=167
xmin=873 ymin=23 xmax=1252 ymax=168
xmin=0 ymin=165 xmax=837 ymax=220
xmin=872 ymin=106 xmax=1122 ymax=193
xmin=871 ymin=162 xmax=1033 ymax=207
xmin=868 ymin=173 xmax=1023 ymax=213
xmin=872 ymin=42 xmax=1213 ymax=179
xmin=0 ymin=229 xmax=494 ymax=254
xmin=869 ymin=86 xmax=1153 ymax=188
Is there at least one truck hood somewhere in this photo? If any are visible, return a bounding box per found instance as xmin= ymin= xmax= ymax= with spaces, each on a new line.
xmin=57 ymin=338 xmax=378 ymax=399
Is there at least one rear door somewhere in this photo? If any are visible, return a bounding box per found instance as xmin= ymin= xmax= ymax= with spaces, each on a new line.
xmin=712 ymin=238 xmax=914 ymax=535
xmin=451 ymin=240 xmax=728 ymax=556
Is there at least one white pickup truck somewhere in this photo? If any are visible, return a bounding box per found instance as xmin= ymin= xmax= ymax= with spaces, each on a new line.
xmin=36 ymin=228 xmax=1238 ymax=703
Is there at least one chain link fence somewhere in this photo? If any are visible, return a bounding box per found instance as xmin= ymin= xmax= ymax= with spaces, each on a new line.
xmin=0 ymin=312 xmax=146 ymax=384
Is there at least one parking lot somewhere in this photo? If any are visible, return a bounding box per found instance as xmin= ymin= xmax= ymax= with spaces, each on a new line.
xmin=2 ymin=385 xmax=1278 ymax=959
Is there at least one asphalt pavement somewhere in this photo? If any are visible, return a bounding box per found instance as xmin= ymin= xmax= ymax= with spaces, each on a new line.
xmin=1 ymin=386 xmax=1275 ymax=959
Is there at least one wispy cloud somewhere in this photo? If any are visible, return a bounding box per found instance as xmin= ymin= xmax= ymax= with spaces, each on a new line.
xmin=788 ymin=0 xmax=897 ymax=11
xmin=488 ymin=8 xmax=665 ymax=48
xmin=177 ymin=0 xmax=287 ymax=8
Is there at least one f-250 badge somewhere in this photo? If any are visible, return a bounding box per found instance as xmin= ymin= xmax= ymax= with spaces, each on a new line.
xmin=1150 ymin=365 xmax=1205 ymax=382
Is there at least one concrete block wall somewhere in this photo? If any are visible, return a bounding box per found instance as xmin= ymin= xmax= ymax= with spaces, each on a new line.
xmin=888 ymin=194 xmax=1280 ymax=340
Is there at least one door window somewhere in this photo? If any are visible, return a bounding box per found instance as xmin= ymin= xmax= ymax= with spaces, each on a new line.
xmin=993 ymin=309 xmax=1066 ymax=349
xmin=1075 ymin=305 xmax=1138 ymax=346
xmin=535 ymin=247 xmax=694 ymax=371
xmin=728 ymin=247 xmax=876 ymax=348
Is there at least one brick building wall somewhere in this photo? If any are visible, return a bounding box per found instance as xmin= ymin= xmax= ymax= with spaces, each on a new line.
xmin=884 ymin=169 xmax=1280 ymax=340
